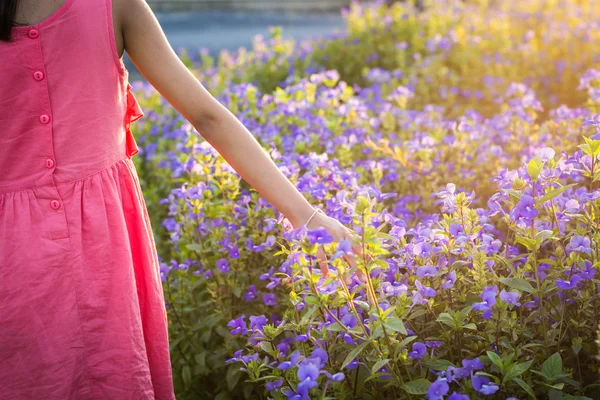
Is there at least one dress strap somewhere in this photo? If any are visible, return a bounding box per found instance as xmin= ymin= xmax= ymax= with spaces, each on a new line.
xmin=105 ymin=0 xmax=128 ymax=77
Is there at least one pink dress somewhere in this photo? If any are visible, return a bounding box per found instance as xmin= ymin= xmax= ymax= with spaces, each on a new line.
xmin=0 ymin=0 xmax=176 ymax=398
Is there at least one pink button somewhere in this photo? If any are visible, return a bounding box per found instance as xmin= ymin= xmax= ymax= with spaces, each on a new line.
xmin=40 ymin=114 xmax=50 ymax=124
xmin=50 ymin=200 xmax=61 ymax=210
xmin=45 ymin=158 xmax=55 ymax=169
xmin=33 ymin=71 xmax=44 ymax=81
xmin=28 ymin=29 xmax=39 ymax=39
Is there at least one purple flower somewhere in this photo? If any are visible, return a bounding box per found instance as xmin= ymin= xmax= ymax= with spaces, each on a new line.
xmin=331 ymin=239 xmax=353 ymax=260
xmin=472 ymin=375 xmax=499 ymax=394
xmin=341 ymin=313 xmax=358 ymax=329
xmin=297 ymin=361 xmax=320 ymax=381
xmin=409 ymin=342 xmax=427 ymax=359
xmin=278 ymin=350 xmax=301 ymax=370
xmin=556 ymin=274 xmax=583 ymax=290
xmin=582 ymin=112 xmax=600 ymax=138
xmin=472 ymin=285 xmax=498 ymax=312
xmin=446 ymin=366 xmax=470 ymax=382
xmin=307 ymin=227 xmax=334 ymax=245
xmin=330 ymin=372 xmax=345 ymax=382
xmin=263 ymin=293 xmax=277 ymax=306
xmin=567 ymin=235 xmax=592 ymax=254
xmin=448 ymin=392 xmax=470 ymax=400
xmin=510 ymin=195 xmax=538 ymax=222
xmin=462 ymin=357 xmax=484 ymax=371
xmin=243 ymin=285 xmax=257 ymax=302
xmin=260 ymin=266 xmax=275 ymax=281
xmin=416 ymin=280 xmax=437 ymax=297
xmin=216 ymin=258 xmax=230 ymax=273
xmin=249 ymin=315 xmax=267 ymax=331
xmin=440 ymin=271 xmax=457 ymax=289
xmin=283 ymin=225 xmax=308 ymax=242
xmin=427 ymin=378 xmax=449 ymax=400
xmin=227 ymin=314 xmax=247 ymax=335
xmin=225 ymin=349 xmax=258 ymax=364
xmin=580 ymin=261 xmax=597 ymax=280
xmin=266 ymin=379 xmax=283 ymax=391
xmin=296 ymin=379 xmax=318 ymax=399
xmin=296 ymin=360 xmax=320 ymax=399
xmin=283 ymin=390 xmax=301 ymax=400
xmin=295 ymin=334 xmax=309 ymax=342
xmin=229 ymin=245 xmax=240 ymax=259
xmin=499 ymin=289 xmax=521 ymax=306
xmin=310 ymin=347 xmax=328 ymax=368
xmin=537 ymin=147 xmax=555 ymax=162
xmin=416 ymin=265 xmax=438 ymax=278
xmin=412 ymin=241 xmax=433 ymax=257
xmin=449 ymin=224 xmax=464 ymax=236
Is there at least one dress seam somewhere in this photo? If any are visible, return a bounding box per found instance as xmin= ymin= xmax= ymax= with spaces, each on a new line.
xmin=56 ymin=157 xmax=132 ymax=186
xmin=0 ymin=157 xmax=131 ymax=195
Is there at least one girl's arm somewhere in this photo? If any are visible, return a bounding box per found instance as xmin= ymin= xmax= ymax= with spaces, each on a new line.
xmin=118 ymin=0 xmax=356 ymax=244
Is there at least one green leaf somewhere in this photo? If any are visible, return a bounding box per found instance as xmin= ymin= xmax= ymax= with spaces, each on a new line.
xmin=544 ymin=382 xmax=565 ymax=390
xmin=371 ymin=359 xmax=391 ymax=375
xmin=437 ymin=313 xmax=456 ymax=328
xmin=535 ymin=230 xmax=554 ymax=244
xmin=515 ymin=236 xmax=538 ymax=251
xmin=353 ymin=300 xmax=371 ymax=311
xmin=504 ymin=360 xmax=533 ymax=383
xmin=355 ymin=195 xmax=372 ymax=214
xmin=499 ymin=277 xmax=536 ymax=294
xmin=423 ymin=359 xmax=455 ymax=370
xmin=304 ymin=296 xmax=319 ymax=306
xmin=363 ymin=372 xmax=384 ymax=384
xmin=549 ymin=389 xmax=563 ymax=400
xmin=527 ymin=157 xmax=543 ymax=181
xmin=541 ymin=352 xmax=563 ymax=381
xmin=486 ymin=351 xmax=503 ymax=369
xmin=299 ymin=306 xmax=318 ymax=326
xmin=397 ymin=335 xmax=418 ymax=349
xmin=383 ymin=317 xmax=408 ymax=334
xmin=458 ymin=306 xmax=472 ymax=320
xmin=326 ymin=322 xmax=347 ymax=332
xmin=513 ymin=378 xmax=537 ymax=399
xmin=538 ymin=184 xmax=576 ymax=204
xmin=186 ymin=243 xmax=203 ymax=252
xmin=502 ymin=189 xmax=524 ymax=199
xmin=341 ymin=341 xmax=369 ymax=369
xmin=402 ymin=378 xmax=431 ymax=395
xmin=226 ymin=365 xmax=241 ymax=391
xmin=463 ymin=323 xmax=477 ymax=330
xmin=476 ymin=372 xmax=501 ymax=381
xmin=407 ymin=309 xmax=428 ymax=320
xmin=259 ymin=341 xmax=274 ymax=353
xmin=182 ymin=365 xmax=192 ymax=387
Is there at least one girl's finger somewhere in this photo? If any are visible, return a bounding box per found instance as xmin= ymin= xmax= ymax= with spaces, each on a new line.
xmin=342 ymin=232 xmax=368 ymax=283
xmin=343 ymin=251 xmax=356 ymax=269
xmin=316 ymin=244 xmax=329 ymax=277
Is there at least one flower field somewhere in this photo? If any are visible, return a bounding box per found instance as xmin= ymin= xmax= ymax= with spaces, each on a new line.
xmin=130 ymin=0 xmax=600 ymax=398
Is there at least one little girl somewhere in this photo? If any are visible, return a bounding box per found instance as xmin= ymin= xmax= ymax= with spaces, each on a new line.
xmin=0 ymin=0 xmax=362 ymax=398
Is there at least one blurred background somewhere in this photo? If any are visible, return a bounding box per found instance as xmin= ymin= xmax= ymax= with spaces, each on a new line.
xmin=124 ymin=0 xmax=359 ymax=79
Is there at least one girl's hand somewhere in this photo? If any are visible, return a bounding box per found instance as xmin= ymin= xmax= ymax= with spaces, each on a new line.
xmin=305 ymin=210 xmax=369 ymax=282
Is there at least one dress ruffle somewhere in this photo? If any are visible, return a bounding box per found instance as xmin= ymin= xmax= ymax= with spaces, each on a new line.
xmin=125 ymin=82 xmax=144 ymax=158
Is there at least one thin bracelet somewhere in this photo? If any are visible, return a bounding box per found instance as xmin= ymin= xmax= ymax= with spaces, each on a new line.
xmin=304 ymin=207 xmax=323 ymax=227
